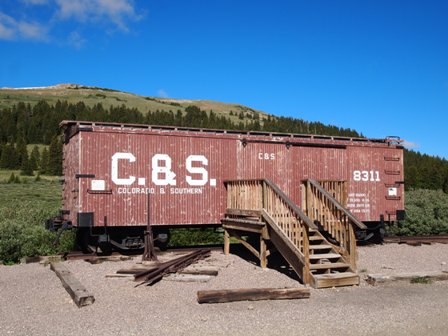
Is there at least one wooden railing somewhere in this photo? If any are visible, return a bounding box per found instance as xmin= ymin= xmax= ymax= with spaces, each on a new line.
xmin=304 ymin=179 xmax=366 ymax=270
xmin=225 ymin=179 xmax=316 ymax=283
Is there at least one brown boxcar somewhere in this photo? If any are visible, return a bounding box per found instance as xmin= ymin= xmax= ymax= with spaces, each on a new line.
xmin=57 ymin=120 xmax=404 ymax=250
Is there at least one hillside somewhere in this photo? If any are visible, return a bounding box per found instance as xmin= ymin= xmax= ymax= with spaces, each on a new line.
xmin=1 ymin=83 xmax=447 ymax=192
xmin=0 ymin=84 xmax=265 ymax=123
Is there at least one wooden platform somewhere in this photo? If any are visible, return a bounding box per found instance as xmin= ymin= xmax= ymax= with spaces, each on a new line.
xmin=223 ymin=179 xmax=362 ymax=289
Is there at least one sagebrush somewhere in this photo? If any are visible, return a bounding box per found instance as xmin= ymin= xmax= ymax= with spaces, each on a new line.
xmin=0 ymin=181 xmax=74 ymax=263
xmin=386 ymin=189 xmax=448 ymax=236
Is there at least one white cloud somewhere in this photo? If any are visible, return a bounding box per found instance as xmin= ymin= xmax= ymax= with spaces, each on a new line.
xmin=0 ymin=14 xmax=16 ymax=40
xmin=0 ymin=12 xmax=49 ymax=41
xmin=55 ymin=0 xmax=140 ymax=31
xmin=68 ymin=31 xmax=86 ymax=49
xmin=0 ymin=0 xmax=141 ymax=44
xmin=158 ymin=89 xmax=169 ymax=98
xmin=402 ymin=140 xmax=419 ymax=149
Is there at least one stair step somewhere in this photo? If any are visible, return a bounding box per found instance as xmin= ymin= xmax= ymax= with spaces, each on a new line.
xmin=309 ymin=253 xmax=341 ymax=260
xmin=310 ymin=262 xmax=350 ymax=270
xmin=314 ymin=271 xmax=357 ymax=279
xmin=313 ymin=272 xmax=360 ymax=288
xmin=309 ymin=244 xmax=332 ymax=250
xmin=309 ymin=235 xmax=324 ymax=241
xmin=221 ymin=217 xmax=265 ymax=233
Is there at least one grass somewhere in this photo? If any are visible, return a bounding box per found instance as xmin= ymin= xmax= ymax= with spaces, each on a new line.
xmin=410 ymin=277 xmax=432 ymax=284
xmin=0 ymin=85 xmax=268 ymax=123
xmin=0 ymin=169 xmax=59 ymax=183
xmin=0 ymin=178 xmax=74 ymax=264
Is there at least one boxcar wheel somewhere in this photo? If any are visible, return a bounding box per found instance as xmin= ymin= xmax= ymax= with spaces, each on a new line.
xmin=154 ymin=230 xmax=170 ymax=251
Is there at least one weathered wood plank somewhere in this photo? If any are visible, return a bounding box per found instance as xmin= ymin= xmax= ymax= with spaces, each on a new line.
xmin=367 ymin=271 xmax=448 ymax=286
xmin=221 ymin=218 xmax=265 ymax=233
xmin=50 ymin=262 xmax=95 ymax=307
xmin=197 ymin=287 xmax=310 ymax=304
xmin=180 ymin=267 xmax=219 ymax=276
xmin=224 ymin=229 xmax=230 ymax=255
xmin=225 ymin=208 xmax=261 ymax=217
xmin=165 ymin=274 xmax=213 ymax=283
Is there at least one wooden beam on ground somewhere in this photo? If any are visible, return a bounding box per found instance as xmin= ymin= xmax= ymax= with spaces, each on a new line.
xmin=50 ymin=262 xmax=95 ymax=307
xmin=197 ymin=287 xmax=310 ymax=304
xmin=366 ymin=271 xmax=448 ymax=286
xmin=180 ymin=267 xmax=219 ymax=276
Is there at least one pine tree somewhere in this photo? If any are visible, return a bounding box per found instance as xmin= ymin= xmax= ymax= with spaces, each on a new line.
xmin=15 ymin=137 xmax=28 ymax=170
xmin=48 ymin=136 xmax=62 ymax=176
xmin=40 ymin=147 xmax=50 ymax=174
xmin=0 ymin=143 xmax=18 ymax=169
xmin=20 ymin=150 xmax=33 ymax=176
xmin=29 ymin=145 xmax=40 ymax=171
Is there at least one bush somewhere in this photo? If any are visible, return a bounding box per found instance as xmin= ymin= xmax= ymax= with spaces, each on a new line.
xmin=169 ymin=228 xmax=223 ymax=247
xmin=0 ymin=182 xmax=75 ymax=263
xmin=387 ymin=189 xmax=448 ymax=236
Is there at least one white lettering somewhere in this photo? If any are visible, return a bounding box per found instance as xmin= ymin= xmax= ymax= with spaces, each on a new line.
xmin=186 ymin=155 xmax=208 ymax=186
xmin=112 ymin=153 xmax=136 ymax=185
xmin=353 ymin=170 xmax=380 ymax=182
xmin=258 ymin=152 xmax=276 ymax=160
xmin=152 ymin=154 xmax=176 ymax=186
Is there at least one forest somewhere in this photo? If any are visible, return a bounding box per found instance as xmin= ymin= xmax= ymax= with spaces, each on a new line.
xmin=0 ymin=100 xmax=447 ymax=191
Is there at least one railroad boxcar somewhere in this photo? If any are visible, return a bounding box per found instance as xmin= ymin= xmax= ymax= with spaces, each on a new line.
xmin=51 ymin=120 xmax=405 ymax=251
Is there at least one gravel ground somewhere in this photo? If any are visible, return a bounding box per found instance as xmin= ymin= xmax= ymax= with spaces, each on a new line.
xmin=1 ymin=244 xmax=448 ymax=336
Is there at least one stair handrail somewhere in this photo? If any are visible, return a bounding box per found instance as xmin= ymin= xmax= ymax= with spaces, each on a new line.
xmin=224 ymin=179 xmax=317 ymax=230
xmin=262 ymin=179 xmax=317 ymax=230
xmin=224 ymin=179 xmax=315 ymax=284
xmin=305 ymin=179 xmax=364 ymax=270
xmin=307 ymin=179 xmax=366 ymax=229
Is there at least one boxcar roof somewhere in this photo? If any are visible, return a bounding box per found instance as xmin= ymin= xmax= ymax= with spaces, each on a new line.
xmin=60 ymin=120 xmax=403 ymax=148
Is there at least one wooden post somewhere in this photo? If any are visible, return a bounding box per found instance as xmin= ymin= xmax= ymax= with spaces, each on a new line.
xmin=349 ymin=223 xmax=356 ymax=270
xmin=142 ymin=193 xmax=158 ymax=261
xmin=302 ymin=225 xmax=311 ymax=285
xmin=260 ymin=234 xmax=267 ymax=268
xmin=224 ymin=229 xmax=230 ymax=255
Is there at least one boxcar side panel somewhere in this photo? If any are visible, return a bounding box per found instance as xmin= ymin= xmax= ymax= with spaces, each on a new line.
xmin=78 ymin=131 xmax=240 ymax=226
xmin=62 ymin=134 xmax=80 ymax=226
xmin=63 ymin=124 xmax=404 ymax=228
xmin=346 ymin=145 xmax=404 ymax=221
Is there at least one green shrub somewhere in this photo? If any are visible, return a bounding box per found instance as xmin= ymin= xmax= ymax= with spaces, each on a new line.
xmin=0 ymin=181 xmax=75 ymax=263
xmin=387 ymin=189 xmax=448 ymax=236
xmin=0 ymin=221 xmax=23 ymax=263
xmin=169 ymin=228 xmax=223 ymax=247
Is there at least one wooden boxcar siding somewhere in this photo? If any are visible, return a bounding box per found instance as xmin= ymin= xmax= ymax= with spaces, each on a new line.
xmin=63 ymin=124 xmax=404 ymax=228
xmin=346 ymin=146 xmax=404 ymax=221
xmin=62 ymin=134 xmax=80 ymax=225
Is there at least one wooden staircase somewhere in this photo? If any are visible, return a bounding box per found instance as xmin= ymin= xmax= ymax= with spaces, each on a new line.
xmin=307 ymin=228 xmax=359 ymax=288
xmin=222 ymin=179 xmax=366 ymax=289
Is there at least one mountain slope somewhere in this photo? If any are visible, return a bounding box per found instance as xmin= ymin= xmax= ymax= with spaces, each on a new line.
xmin=0 ymin=84 xmax=265 ymax=122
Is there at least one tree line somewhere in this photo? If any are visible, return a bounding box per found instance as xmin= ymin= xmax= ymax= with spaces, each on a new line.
xmin=0 ymin=136 xmax=62 ymax=176
xmin=0 ymin=100 xmax=447 ymax=191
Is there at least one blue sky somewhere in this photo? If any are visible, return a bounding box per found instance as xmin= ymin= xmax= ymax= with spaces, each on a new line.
xmin=1 ymin=1 xmax=447 ymax=159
